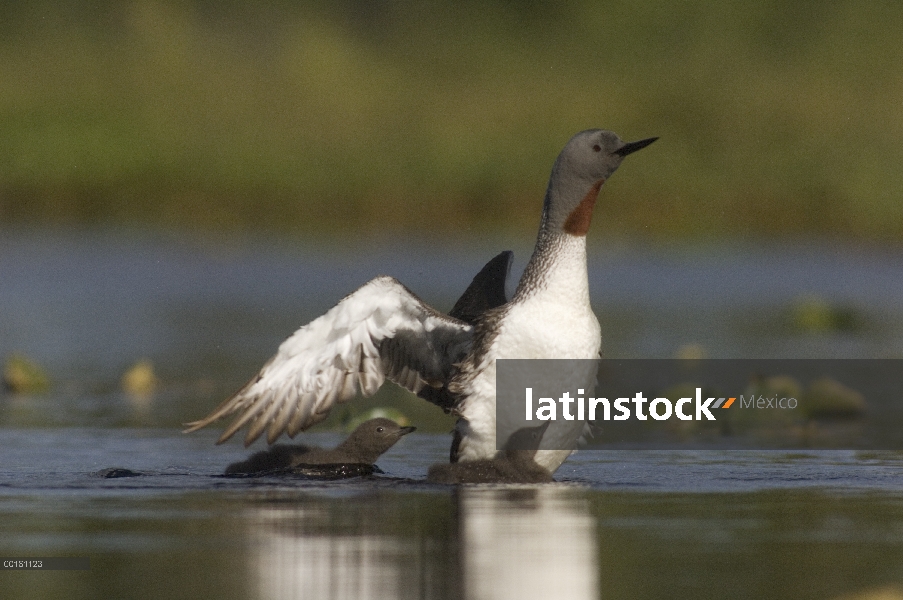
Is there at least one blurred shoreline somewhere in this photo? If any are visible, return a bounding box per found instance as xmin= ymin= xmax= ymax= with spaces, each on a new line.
xmin=1 ymin=1 xmax=902 ymax=240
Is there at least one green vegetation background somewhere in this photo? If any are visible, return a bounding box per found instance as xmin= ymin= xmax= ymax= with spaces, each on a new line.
xmin=1 ymin=1 xmax=901 ymax=241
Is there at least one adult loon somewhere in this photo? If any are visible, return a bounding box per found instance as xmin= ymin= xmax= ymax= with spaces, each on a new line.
xmin=185 ymin=130 xmax=656 ymax=474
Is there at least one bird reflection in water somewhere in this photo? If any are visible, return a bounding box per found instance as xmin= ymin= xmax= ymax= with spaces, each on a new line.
xmin=457 ymin=487 xmax=597 ymax=600
xmin=241 ymin=486 xmax=596 ymax=600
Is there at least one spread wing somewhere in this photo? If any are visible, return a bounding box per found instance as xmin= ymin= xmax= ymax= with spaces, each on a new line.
xmin=416 ymin=250 xmax=512 ymax=411
xmin=184 ymin=276 xmax=472 ymax=446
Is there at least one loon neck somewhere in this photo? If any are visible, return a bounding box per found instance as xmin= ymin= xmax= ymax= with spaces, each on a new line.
xmin=513 ymin=227 xmax=590 ymax=304
xmin=512 ymin=175 xmax=603 ymax=304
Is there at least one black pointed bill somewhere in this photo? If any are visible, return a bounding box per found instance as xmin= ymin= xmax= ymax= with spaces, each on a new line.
xmin=614 ymin=136 xmax=659 ymax=157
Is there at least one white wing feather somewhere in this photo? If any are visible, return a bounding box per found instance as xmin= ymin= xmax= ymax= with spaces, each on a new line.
xmin=184 ymin=276 xmax=472 ymax=446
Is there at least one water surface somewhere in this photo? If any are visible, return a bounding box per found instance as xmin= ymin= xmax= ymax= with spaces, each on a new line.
xmin=3 ymin=428 xmax=903 ymax=600
xmin=2 ymin=229 xmax=903 ymax=599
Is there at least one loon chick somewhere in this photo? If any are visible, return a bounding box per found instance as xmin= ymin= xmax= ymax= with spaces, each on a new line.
xmin=185 ymin=130 xmax=656 ymax=475
xmin=224 ymin=418 xmax=415 ymax=476
xmin=427 ymin=421 xmax=552 ymax=484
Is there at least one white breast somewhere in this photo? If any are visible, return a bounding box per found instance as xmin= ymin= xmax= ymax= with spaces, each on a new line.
xmin=456 ymin=287 xmax=601 ymax=469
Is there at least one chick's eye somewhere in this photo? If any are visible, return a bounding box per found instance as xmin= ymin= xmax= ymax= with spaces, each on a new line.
xmin=376 ymin=427 xmax=384 ymax=433
xmin=592 ymin=144 xmax=602 ymax=152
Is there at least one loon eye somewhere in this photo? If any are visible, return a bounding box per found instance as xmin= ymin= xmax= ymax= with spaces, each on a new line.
xmin=592 ymin=144 xmax=602 ymax=152
xmin=376 ymin=427 xmax=385 ymax=433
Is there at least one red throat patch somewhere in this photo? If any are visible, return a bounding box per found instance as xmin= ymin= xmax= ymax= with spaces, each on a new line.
xmin=562 ymin=179 xmax=604 ymax=236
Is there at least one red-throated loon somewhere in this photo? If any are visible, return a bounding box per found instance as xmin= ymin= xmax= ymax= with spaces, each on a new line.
xmin=185 ymin=130 xmax=657 ymax=474
xmin=224 ymin=418 xmax=415 ymax=477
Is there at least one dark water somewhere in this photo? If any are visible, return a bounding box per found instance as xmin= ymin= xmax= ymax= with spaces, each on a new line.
xmin=3 ymin=428 xmax=903 ymax=600
xmin=2 ymin=229 xmax=903 ymax=599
